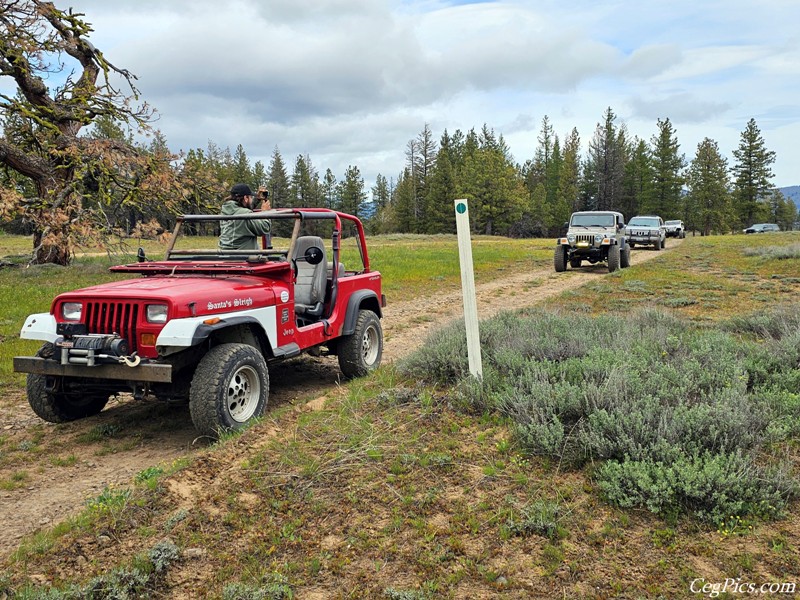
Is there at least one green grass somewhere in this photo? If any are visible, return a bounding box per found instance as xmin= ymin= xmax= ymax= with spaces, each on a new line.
xmin=359 ymin=234 xmax=552 ymax=300
xmin=552 ymin=232 xmax=800 ymax=320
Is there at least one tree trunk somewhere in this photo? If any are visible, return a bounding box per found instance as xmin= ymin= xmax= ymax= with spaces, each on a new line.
xmin=31 ymin=180 xmax=74 ymax=266
xmin=32 ymin=229 xmax=71 ymax=265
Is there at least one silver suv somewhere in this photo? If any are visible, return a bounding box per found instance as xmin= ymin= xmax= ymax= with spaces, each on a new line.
xmin=555 ymin=210 xmax=630 ymax=273
xmin=626 ymin=215 xmax=666 ymax=250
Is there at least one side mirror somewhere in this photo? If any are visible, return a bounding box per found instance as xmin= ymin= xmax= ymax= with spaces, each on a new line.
xmin=304 ymin=246 xmax=324 ymax=265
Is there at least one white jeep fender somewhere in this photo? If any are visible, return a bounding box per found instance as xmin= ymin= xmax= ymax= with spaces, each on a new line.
xmin=156 ymin=306 xmax=278 ymax=355
xmin=19 ymin=313 xmax=59 ymax=343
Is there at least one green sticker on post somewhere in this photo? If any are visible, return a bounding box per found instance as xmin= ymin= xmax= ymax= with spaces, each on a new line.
xmin=456 ymin=202 xmax=467 ymax=214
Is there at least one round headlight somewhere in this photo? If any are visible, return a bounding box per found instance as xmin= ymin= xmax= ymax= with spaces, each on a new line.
xmin=594 ymin=234 xmax=604 ymax=244
xmin=567 ymin=234 xmax=576 ymax=243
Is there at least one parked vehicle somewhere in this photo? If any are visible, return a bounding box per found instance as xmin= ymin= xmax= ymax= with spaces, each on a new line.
xmin=743 ymin=223 xmax=780 ymax=234
xmin=625 ymin=215 xmax=666 ymax=250
xmin=14 ymin=208 xmax=386 ymax=437
xmin=554 ymin=210 xmax=630 ymax=273
xmin=664 ymin=220 xmax=686 ymax=239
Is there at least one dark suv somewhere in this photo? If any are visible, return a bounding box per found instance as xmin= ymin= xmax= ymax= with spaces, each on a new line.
xmin=743 ymin=223 xmax=780 ymax=234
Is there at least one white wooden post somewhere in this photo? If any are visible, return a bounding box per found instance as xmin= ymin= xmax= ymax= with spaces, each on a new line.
xmin=454 ymin=199 xmax=483 ymax=380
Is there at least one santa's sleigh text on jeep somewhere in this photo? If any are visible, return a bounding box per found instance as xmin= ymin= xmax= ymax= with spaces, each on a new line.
xmin=14 ymin=208 xmax=386 ymax=437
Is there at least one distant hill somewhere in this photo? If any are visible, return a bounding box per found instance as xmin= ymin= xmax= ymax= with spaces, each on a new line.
xmin=779 ymin=185 xmax=800 ymax=210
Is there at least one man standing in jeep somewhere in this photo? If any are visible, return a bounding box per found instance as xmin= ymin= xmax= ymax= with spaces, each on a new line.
xmin=219 ymin=183 xmax=272 ymax=250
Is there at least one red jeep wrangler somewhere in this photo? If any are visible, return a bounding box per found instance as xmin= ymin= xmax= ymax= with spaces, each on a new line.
xmin=14 ymin=208 xmax=385 ymax=437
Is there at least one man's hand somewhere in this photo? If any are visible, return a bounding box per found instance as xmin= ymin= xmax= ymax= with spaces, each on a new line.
xmin=257 ymin=187 xmax=271 ymax=211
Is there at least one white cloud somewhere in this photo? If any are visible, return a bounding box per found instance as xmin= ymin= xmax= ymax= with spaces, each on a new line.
xmin=56 ymin=0 xmax=800 ymax=188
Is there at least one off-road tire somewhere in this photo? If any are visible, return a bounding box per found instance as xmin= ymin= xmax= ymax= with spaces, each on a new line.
xmin=680 ymin=231 xmax=686 ymax=239
xmin=338 ymin=310 xmax=383 ymax=379
xmin=554 ymin=245 xmax=567 ymax=272
xmin=189 ymin=343 xmax=269 ymax=438
xmin=621 ymin=245 xmax=631 ymax=268
xmin=607 ymin=245 xmax=620 ymax=272
xmin=654 ymin=239 xmax=662 ymax=251
xmin=569 ymin=257 xmax=582 ymax=269
xmin=26 ymin=343 xmax=109 ymax=423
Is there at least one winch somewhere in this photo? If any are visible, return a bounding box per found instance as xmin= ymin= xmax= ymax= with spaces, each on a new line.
xmin=54 ymin=333 xmax=139 ymax=367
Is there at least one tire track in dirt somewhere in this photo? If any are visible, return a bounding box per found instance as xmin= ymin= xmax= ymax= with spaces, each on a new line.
xmin=0 ymin=240 xmax=680 ymax=555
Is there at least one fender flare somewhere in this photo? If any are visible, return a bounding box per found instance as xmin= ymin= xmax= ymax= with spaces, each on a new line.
xmin=341 ymin=290 xmax=382 ymax=336
xmin=188 ymin=316 xmax=267 ymax=346
xmin=156 ymin=308 xmax=278 ymax=355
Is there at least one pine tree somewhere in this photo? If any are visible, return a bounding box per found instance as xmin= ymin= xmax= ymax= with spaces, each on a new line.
xmin=525 ymin=115 xmax=554 ymax=197
xmin=767 ymin=189 xmax=797 ymax=231
xmin=586 ymin=108 xmax=627 ymax=211
xmin=528 ymin=182 xmax=553 ymax=236
xmin=732 ymin=118 xmax=776 ymax=228
xmin=424 ymin=144 xmax=458 ymax=234
xmin=557 ymin=128 xmax=582 ymax=215
xmin=402 ymin=138 xmax=421 ymax=231
xmin=267 ymin=147 xmax=291 ymax=237
xmin=393 ymin=168 xmax=416 ymax=233
xmin=371 ymin=174 xmax=390 ymax=210
xmin=230 ymin=144 xmax=252 ymax=186
xmin=620 ymin=138 xmax=653 ymax=221
xmin=338 ymin=165 xmax=367 ymax=217
xmin=547 ymin=136 xmax=562 ymax=211
xmin=686 ymin=138 xmax=732 ymax=235
xmin=253 ymin=161 xmax=267 ymax=189
xmin=267 ymin=147 xmax=290 ymax=209
xmin=415 ymin=123 xmax=437 ymax=204
xmin=645 ymin=118 xmax=685 ymax=219
xmin=290 ymin=155 xmax=320 ymax=209
xmin=322 ymin=169 xmax=338 ymax=210
xmin=460 ymin=130 xmax=526 ymax=236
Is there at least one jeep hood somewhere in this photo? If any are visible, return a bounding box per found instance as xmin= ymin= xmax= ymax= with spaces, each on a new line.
xmin=568 ymin=225 xmax=616 ymax=233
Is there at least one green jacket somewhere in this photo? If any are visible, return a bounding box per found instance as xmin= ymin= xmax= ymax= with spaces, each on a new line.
xmin=218 ymin=201 xmax=271 ymax=250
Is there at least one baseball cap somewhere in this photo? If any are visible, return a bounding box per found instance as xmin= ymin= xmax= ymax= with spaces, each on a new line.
xmin=230 ymin=183 xmax=253 ymax=197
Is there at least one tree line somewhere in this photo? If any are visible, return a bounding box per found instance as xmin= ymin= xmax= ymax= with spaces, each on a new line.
xmin=379 ymin=111 xmax=796 ymax=238
xmin=0 ymin=1 xmax=795 ymax=264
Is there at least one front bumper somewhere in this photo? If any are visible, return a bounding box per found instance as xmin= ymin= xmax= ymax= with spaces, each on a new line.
xmin=13 ymin=356 xmax=172 ymax=383
xmin=627 ymin=234 xmax=659 ymax=243
xmin=559 ymin=236 xmax=614 ymax=256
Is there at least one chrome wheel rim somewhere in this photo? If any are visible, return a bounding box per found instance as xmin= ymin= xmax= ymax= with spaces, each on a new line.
xmin=227 ymin=365 xmax=261 ymax=423
xmin=361 ymin=324 xmax=380 ymax=366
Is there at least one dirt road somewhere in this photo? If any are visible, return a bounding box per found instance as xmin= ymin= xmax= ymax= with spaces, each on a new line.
xmin=0 ymin=240 xmax=679 ymax=554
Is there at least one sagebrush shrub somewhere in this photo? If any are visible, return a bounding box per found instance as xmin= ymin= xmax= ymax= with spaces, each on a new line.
xmin=403 ymin=305 xmax=800 ymax=522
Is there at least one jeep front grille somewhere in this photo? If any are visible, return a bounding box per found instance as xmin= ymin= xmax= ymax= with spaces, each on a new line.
xmin=84 ymin=302 xmax=140 ymax=352
xmin=575 ymin=234 xmax=595 ymax=245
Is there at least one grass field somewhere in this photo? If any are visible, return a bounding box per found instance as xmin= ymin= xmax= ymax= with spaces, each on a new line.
xmin=2 ymin=230 xmax=800 ymax=598
xmin=553 ymin=231 xmax=800 ymax=320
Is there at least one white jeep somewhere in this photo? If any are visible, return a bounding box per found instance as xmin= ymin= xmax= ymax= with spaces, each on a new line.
xmin=664 ymin=220 xmax=686 ymax=239
xmin=554 ymin=211 xmax=630 ymax=273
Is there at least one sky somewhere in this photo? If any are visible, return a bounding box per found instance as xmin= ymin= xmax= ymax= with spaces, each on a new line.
xmin=49 ymin=0 xmax=800 ymax=189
